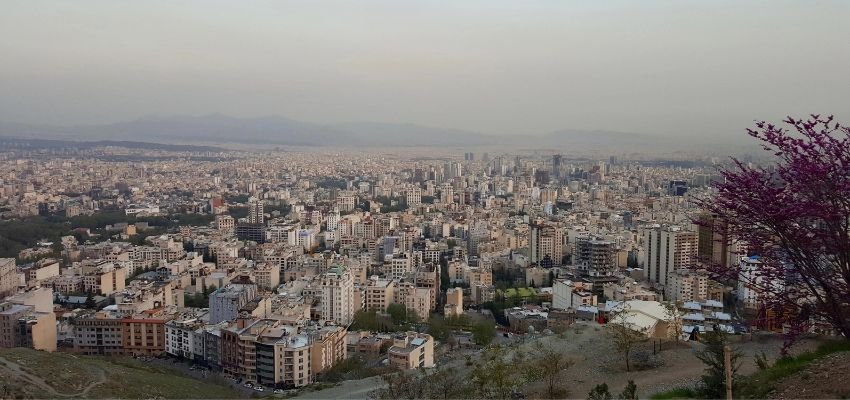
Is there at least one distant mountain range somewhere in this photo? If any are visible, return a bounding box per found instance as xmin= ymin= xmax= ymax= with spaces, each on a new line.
xmin=0 ymin=136 xmax=224 ymax=153
xmin=0 ymin=114 xmax=730 ymax=151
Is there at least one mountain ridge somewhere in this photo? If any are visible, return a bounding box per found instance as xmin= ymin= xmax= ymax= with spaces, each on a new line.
xmin=0 ymin=114 xmax=694 ymax=150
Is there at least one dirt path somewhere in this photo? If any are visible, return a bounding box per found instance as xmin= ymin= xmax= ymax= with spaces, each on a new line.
xmin=295 ymin=376 xmax=386 ymax=400
xmin=0 ymin=356 xmax=107 ymax=398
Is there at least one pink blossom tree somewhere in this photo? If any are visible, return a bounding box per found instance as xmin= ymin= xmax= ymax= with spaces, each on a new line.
xmin=698 ymin=115 xmax=850 ymax=341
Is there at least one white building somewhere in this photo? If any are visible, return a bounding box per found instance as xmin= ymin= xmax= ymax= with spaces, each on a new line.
xmin=553 ymin=279 xmax=597 ymax=310
xmin=320 ymin=266 xmax=355 ymax=325
xmin=737 ymin=256 xmax=784 ymax=310
xmin=165 ymin=314 xmax=206 ymax=359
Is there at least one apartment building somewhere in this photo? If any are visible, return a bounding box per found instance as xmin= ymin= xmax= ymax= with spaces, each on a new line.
xmin=254 ymin=263 xmax=281 ymax=290
xmin=74 ymin=311 xmax=125 ymax=356
xmin=320 ymin=266 xmax=354 ymax=326
xmin=0 ymin=258 xmax=18 ymax=298
xmin=80 ymin=260 xmax=128 ymax=295
xmin=309 ymin=326 xmax=347 ymax=376
xmin=165 ymin=313 xmax=207 ymax=359
xmin=529 ymin=223 xmax=563 ymax=266
xmin=393 ymin=282 xmax=432 ymax=321
xmin=21 ymin=258 xmax=60 ymax=287
xmin=220 ymin=319 xmax=346 ymax=388
xmin=209 ymin=283 xmax=259 ymax=324
xmin=387 ymin=332 xmax=434 ymax=370
xmin=553 ymin=279 xmax=598 ymax=310
xmin=667 ymin=268 xmax=723 ymax=303
xmin=122 ymin=308 xmax=173 ymax=356
xmin=364 ymin=278 xmax=396 ymax=312
xmin=574 ymin=237 xmax=617 ymax=277
xmin=640 ymin=225 xmax=698 ymax=289
xmin=444 ymin=287 xmax=463 ymax=317
xmin=0 ymin=289 xmax=57 ymax=352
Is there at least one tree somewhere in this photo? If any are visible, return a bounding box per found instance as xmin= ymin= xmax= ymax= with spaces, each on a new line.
xmin=608 ymin=304 xmax=649 ymax=372
xmin=427 ymin=315 xmax=450 ymax=341
xmin=471 ymin=347 xmax=526 ymax=399
xmin=386 ymin=303 xmax=418 ymax=325
xmin=695 ymin=329 xmax=741 ymax=399
xmin=618 ymin=380 xmax=638 ymax=400
xmin=697 ymin=115 xmax=850 ymax=342
xmin=526 ymin=342 xmax=573 ymax=399
xmin=472 ymin=321 xmax=496 ymax=346
xmin=374 ymin=370 xmax=427 ymax=399
xmin=84 ymin=290 xmax=96 ymax=309
xmin=663 ymin=301 xmax=684 ymax=344
xmin=425 ymin=366 xmax=472 ymax=399
xmin=351 ymin=310 xmax=380 ymax=331
xmin=587 ymin=383 xmax=612 ymax=400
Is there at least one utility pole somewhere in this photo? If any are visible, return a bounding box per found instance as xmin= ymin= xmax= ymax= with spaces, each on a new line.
xmin=724 ymin=345 xmax=733 ymax=400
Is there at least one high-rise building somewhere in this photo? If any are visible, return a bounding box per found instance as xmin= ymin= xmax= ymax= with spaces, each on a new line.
xmin=467 ymin=225 xmax=488 ymax=258
xmin=668 ymin=180 xmax=689 ymax=196
xmin=640 ymin=225 xmax=698 ymax=289
xmin=552 ymin=154 xmax=562 ymax=178
xmin=248 ymin=197 xmax=265 ymax=225
xmin=697 ymin=214 xmax=744 ymax=270
xmin=574 ymin=237 xmax=616 ymax=277
xmin=404 ymin=187 xmax=422 ymax=207
xmin=534 ymin=170 xmax=549 ymax=186
xmin=440 ymin=184 xmax=454 ymax=204
xmin=320 ymin=266 xmax=355 ymax=326
xmin=529 ymin=224 xmax=563 ymax=267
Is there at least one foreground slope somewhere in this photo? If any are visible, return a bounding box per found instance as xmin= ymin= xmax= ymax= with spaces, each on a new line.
xmin=0 ymin=348 xmax=241 ymax=399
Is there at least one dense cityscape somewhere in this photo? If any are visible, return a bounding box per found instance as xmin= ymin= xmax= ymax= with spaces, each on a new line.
xmin=0 ymin=137 xmax=841 ymax=399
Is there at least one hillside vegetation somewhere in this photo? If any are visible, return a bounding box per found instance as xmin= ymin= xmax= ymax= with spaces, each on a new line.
xmin=0 ymin=348 xmax=241 ymax=399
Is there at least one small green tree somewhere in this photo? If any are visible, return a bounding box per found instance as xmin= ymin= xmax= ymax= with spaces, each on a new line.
xmin=84 ymin=290 xmax=96 ymax=309
xmin=588 ymin=383 xmax=612 ymax=400
xmin=471 ymin=347 xmax=526 ymax=399
xmin=695 ymin=329 xmax=741 ymax=399
xmin=527 ymin=342 xmax=573 ymax=399
xmin=386 ymin=303 xmax=408 ymax=325
xmin=618 ymin=380 xmax=638 ymax=400
xmin=472 ymin=321 xmax=496 ymax=346
xmin=351 ymin=310 xmax=380 ymax=331
xmin=428 ymin=315 xmax=450 ymax=341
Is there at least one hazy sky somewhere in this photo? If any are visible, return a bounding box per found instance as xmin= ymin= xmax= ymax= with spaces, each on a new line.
xmin=1 ymin=1 xmax=848 ymax=137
